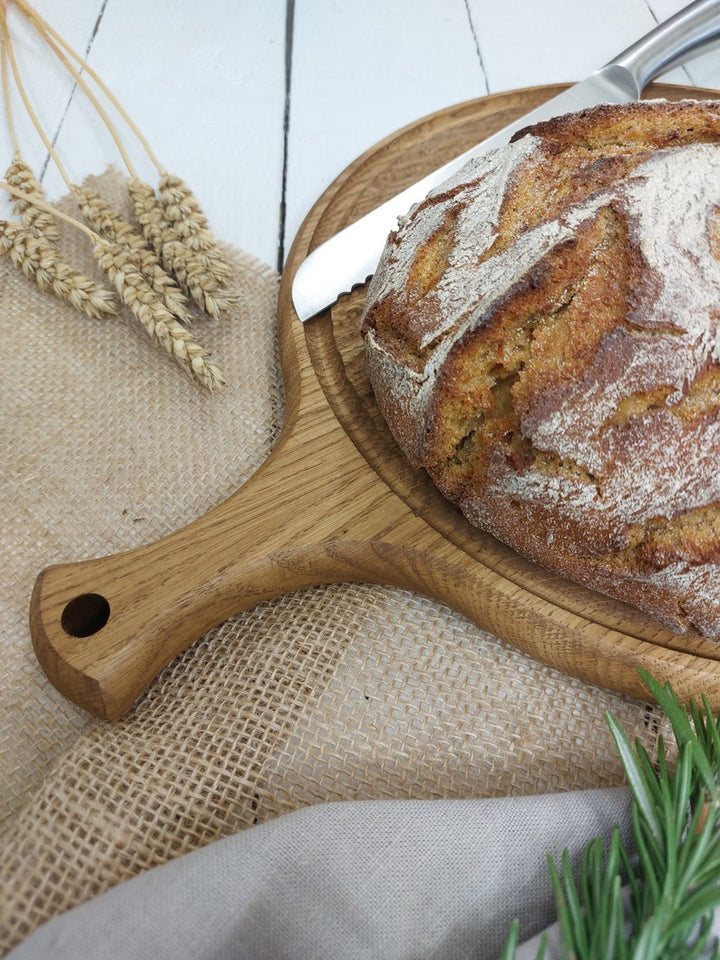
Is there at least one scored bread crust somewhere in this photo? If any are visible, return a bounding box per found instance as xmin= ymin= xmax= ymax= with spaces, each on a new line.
xmin=361 ymin=99 xmax=720 ymax=639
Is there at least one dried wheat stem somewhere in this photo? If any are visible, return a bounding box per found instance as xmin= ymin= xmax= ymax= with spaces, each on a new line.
xmin=128 ymin=176 xmax=236 ymax=319
xmin=0 ymin=218 xmax=117 ymax=317
xmin=73 ymin=185 xmax=191 ymax=323
xmin=13 ymin=0 xmax=160 ymax=173
xmin=0 ymin=9 xmax=72 ymax=188
xmin=93 ymin=238 xmax=225 ymax=390
xmin=0 ymin=14 xmax=19 ymax=154
xmin=20 ymin=16 xmax=137 ymax=176
xmin=0 ymin=178 xmax=94 ymax=237
xmin=5 ymin=3 xmax=235 ymax=321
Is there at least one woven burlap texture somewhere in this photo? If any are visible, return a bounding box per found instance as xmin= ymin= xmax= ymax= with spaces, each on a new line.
xmin=1 ymin=169 xmax=670 ymax=955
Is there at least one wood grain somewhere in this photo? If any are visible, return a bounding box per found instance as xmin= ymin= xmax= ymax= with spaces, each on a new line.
xmin=30 ymin=84 xmax=720 ymax=720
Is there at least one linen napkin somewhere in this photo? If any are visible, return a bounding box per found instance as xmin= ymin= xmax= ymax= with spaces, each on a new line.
xmin=7 ymin=788 xmax=633 ymax=960
xmin=1 ymin=170 xmax=671 ymax=955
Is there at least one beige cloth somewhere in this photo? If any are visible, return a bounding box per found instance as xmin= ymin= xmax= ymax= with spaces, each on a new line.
xmin=5 ymin=788 xmax=635 ymax=960
xmin=0 ymin=170 xmax=671 ymax=955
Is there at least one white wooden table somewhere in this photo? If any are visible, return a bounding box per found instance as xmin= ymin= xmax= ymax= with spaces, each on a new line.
xmin=1 ymin=0 xmax=719 ymax=274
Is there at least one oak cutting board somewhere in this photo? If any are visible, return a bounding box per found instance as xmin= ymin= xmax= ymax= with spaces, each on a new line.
xmin=30 ymin=83 xmax=720 ymax=720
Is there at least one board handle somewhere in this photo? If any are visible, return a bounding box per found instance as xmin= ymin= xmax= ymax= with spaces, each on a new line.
xmin=29 ymin=416 xmax=376 ymax=721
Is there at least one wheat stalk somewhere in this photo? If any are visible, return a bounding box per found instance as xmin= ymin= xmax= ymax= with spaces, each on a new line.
xmin=12 ymin=0 xmax=162 ymax=173
xmin=0 ymin=217 xmax=117 ymax=318
xmin=93 ymin=237 xmax=224 ymax=390
xmin=13 ymin=0 xmax=231 ymax=287
xmin=73 ymin=185 xmax=191 ymax=324
xmin=0 ymin=2 xmax=230 ymax=389
xmin=1 ymin=18 xmax=58 ymax=243
xmin=10 ymin=1 xmax=236 ymax=321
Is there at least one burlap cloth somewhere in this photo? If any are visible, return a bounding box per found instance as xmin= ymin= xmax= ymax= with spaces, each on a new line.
xmin=0 ymin=169 xmax=671 ymax=955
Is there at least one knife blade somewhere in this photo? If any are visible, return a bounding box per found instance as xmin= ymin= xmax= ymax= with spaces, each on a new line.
xmin=292 ymin=0 xmax=720 ymax=323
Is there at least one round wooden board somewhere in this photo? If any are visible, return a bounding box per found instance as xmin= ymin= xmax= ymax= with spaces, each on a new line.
xmin=283 ymin=83 xmax=720 ymax=702
xmin=30 ymin=84 xmax=720 ymax=719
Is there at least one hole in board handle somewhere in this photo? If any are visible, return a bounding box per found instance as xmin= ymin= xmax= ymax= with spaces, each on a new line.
xmin=61 ymin=593 xmax=111 ymax=637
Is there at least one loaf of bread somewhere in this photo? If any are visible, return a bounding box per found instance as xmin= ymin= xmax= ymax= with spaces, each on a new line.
xmin=361 ymin=99 xmax=720 ymax=639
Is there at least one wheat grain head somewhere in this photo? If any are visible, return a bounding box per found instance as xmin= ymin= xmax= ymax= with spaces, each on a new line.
xmin=92 ymin=237 xmax=225 ymax=390
xmin=158 ymin=172 xmax=231 ymax=277
xmin=5 ymin=156 xmax=60 ymax=240
xmin=127 ymin=176 xmax=164 ymax=256
xmin=0 ymin=218 xmax=117 ymax=318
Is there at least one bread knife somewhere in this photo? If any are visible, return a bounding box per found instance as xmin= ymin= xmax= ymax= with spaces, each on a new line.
xmin=291 ymin=0 xmax=720 ymax=323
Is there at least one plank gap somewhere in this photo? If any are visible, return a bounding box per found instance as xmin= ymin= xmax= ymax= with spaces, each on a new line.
xmin=463 ymin=0 xmax=490 ymax=95
xmin=277 ymin=0 xmax=296 ymax=272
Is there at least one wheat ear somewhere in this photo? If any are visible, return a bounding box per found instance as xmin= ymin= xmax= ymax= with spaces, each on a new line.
xmin=93 ymin=238 xmax=225 ymax=390
xmin=158 ymin=172 xmax=232 ymax=277
xmin=5 ymin=154 xmax=60 ymax=239
xmin=73 ymin=185 xmax=191 ymax=324
xmin=0 ymin=218 xmax=117 ymax=318
xmin=128 ymin=176 xmax=236 ymax=320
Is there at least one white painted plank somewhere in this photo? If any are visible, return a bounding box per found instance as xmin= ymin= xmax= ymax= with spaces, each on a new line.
xmin=23 ymin=0 xmax=287 ymax=269
xmin=284 ymin=0 xmax=486 ymax=262
xmin=678 ymin=44 xmax=720 ymax=90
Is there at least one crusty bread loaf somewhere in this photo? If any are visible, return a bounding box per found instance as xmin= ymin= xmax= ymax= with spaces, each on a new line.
xmin=361 ymin=99 xmax=720 ymax=639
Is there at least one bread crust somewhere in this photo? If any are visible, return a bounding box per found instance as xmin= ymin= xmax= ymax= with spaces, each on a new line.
xmin=361 ymin=99 xmax=720 ymax=638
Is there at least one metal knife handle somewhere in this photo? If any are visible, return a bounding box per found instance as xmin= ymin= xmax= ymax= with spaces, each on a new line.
xmin=611 ymin=0 xmax=720 ymax=90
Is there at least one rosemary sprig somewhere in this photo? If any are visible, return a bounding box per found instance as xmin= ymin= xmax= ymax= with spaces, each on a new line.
xmin=503 ymin=670 xmax=720 ymax=960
